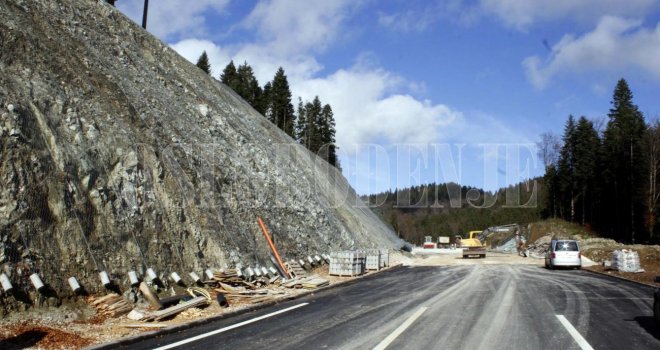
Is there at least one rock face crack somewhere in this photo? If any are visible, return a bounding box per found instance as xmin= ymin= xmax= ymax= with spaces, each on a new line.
xmin=0 ymin=0 xmax=401 ymax=308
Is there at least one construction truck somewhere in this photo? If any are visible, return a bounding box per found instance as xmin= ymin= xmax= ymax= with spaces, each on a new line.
xmin=459 ymin=230 xmax=486 ymax=258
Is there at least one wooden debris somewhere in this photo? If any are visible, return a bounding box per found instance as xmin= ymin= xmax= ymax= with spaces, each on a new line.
xmin=281 ymin=275 xmax=329 ymax=289
xmin=139 ymin=282 xmax=161 ymax=309
xmin=89 ymin=293 xmax=133 ymax=318
xmin=285 ymin=261 xmax=307 ymax=278
xmin=121 ymin=323 xmax=168 ymax=329
xmin=302 ymin=277 xmax=330 ymax=289
xmin=213 ymin=270 xmax=260 ymax=289
xmin=140 ymin=296 xmax=209 ymax=322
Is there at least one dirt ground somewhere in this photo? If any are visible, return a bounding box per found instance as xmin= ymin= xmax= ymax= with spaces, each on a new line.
xmin=0 ymin=265 xmax=387 ymax=350
xmin=580 ymin=243 xmax=660 ymax=286
xmin=0 ymin=246 xmax=658 ymax=349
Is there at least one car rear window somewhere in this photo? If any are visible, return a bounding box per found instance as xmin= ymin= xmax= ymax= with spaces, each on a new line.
xmin=555 ymin=241 xmax=579 ymax=251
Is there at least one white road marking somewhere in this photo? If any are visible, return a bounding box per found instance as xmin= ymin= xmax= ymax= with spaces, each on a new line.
xmin=556 ymin=315 xmax=594 ymax=350
xmin=153 ymin=303 xmax=309 ymax=350
xmin=372 ymin=307 xmax=428 ymax=350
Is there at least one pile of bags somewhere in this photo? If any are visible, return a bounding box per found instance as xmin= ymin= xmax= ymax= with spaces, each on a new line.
xmin=611 ymin=249 xmax=645 ymax=273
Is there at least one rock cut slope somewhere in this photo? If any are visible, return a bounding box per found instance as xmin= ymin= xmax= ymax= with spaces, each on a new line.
xmin=0 ymin=0 xmax=400 ymax=300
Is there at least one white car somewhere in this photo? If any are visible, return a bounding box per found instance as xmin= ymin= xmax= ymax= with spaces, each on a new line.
xmin=545 ymin=239 xmax=581 ymax=269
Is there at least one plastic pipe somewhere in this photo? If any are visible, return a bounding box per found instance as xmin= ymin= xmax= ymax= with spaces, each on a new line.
xmin=0 ymin=273 xmax=13 ymax=292
xmin=261 ymin=267 xmax=269 ymax=276
xmin=68 ymin=277 xmax=81 ymax=293
xmin=189 ymin=272 xmax=201 ymax=283
xmin=257 ymin=217 xmax=290 ymax=278
xmin=128 ymin=271 xmax=140 ymax=286
xmin=205 ymin=269 xmax=214 ymax=280
xmin=30 ymin=273 xmax=45 ymax=291
xmin=99 ymin=271 xmax=111 ymax=287
xmin=170 ymin=272 xmax=182 ymax=284
xmin=268 ymin=266 xmax=278 ymax=276
xmin=254 ymin=267 xmax=262 ymax=277
xmin=146 ymin=268 xmax=158 ymax=281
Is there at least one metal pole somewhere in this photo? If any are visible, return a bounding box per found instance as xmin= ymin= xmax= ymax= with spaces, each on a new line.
xmin=631 ymin=137 xmax=635 ymax=244
xmin=142 ymin=0 xmax=149 ymax=29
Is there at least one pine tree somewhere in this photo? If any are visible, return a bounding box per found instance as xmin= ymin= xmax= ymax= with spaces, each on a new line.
xmin=196 ymin=51 xmax=211 ymax=75
xmin=220 ymin=61 xmax=239 ymax=89
xmin=295 ymin=97 xmax=340 ymax=169
xmin=602 ymin=78 xmax=648 ymax=242
xmin=557 ymin=115 xmax=577 ymax=221
xmin=266 ymin=68 xmax=296 ymax=137
xmin=645 ymin=121 xmax=660 ymax=242
xmin=319 ymin=103 xmax=339 ymax=169
xmin=236 ymin=62 xmax=263 ymax=112
xmin=220 ymin=61 xmax=265 ymax=114
xmin=296 ymin=97 xmax=307 ymax=142
xmin=573 ymin=116 xmax=601 ymax=225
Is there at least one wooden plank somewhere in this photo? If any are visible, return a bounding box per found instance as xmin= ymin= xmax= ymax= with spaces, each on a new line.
xmin=90 ymin=293 xmax=121 ymax=306
xmin=121 ymin=323 xmax=168 ymax=329
xmin=142 ymin=296 xmax=208 ymax=322
xmin=139 ymin=282 xmax=162 ymax=309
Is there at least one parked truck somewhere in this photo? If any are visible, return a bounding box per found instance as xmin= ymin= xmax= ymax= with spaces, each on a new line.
xmin=459 ymin=230 xmax=486 ymax=258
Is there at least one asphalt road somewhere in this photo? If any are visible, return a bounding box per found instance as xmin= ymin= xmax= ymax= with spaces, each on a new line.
xmin=113 ymin=265 xmax=660 ymax=350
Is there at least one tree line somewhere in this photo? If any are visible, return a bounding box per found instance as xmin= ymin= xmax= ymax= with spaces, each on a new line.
xmin=195 ymin=51 xmax=340 ymax=169
xmin=538 ymin=78 xmax=660 ymax=244
xmin=364 ymin=181 xmax=540 ymax=244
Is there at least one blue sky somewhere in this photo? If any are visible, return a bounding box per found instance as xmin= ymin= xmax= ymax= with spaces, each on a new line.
xmin=116 ymin=0 xmax=660 ymax=195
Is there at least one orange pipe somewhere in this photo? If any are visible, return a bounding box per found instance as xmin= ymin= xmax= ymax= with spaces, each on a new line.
xmin=257 ymin=217 xmax=290 ymax=278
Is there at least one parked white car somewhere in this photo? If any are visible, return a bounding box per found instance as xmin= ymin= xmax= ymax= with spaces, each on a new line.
xmin=545 ymin=239 xmax=581 ymax=269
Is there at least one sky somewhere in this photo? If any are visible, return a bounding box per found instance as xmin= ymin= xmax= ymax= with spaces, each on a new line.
xmin=115 ymin=0 xmax=660 ymax=196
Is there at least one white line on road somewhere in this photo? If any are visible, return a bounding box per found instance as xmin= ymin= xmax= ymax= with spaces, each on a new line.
xmin=153 ymin=303 xmax=309 ymax=350
xmin=372 ymin=307 xmax=428 ymax=350
xmin=556 ymin=315 xmax=594 ymax=350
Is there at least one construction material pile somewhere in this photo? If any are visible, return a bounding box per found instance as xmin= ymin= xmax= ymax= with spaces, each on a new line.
xmin=89 ymin=294 xmax=134 ymax=318
xmin=610 ymin=250 xmax=645 ymax=273
xmin=329 ymin=249 xmax=390 ymax=276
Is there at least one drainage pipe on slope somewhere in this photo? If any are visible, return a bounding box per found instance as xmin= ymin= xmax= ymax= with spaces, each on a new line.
xmin=257 ymin=217 xmax=291 ymax=279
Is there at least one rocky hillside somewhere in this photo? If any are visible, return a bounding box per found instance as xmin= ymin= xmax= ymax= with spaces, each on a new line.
xmin=0 ymin=0 xmax=400 ymax=305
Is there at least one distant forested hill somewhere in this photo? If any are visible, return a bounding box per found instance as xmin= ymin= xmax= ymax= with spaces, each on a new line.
xmin=364 ymin=180 xmax=542 ymax=245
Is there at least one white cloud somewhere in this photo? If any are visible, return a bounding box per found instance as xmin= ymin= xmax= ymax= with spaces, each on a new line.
xmin=242 ymin=0 xmax=362 ymax=55
xmin=480 ymin=0 xmax=657 ymax=30
xmin=294 ymin=65 xmax=463 ymax=149
xmin=523 ymin=16 xmax=660 ymax=89
xmin=117 ymin=0 xmax=229 ymax=41
xmin=169 ymin=39 xmax=231 ymax=77
xmin=376 ymin=0 xmax=658 ymax=32
xmin=378 ymin=10 xmax=438 ymax=33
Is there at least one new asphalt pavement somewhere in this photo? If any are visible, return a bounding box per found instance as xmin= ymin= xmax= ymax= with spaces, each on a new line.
xmin=103 ymin=264 xmax=660 ymax=350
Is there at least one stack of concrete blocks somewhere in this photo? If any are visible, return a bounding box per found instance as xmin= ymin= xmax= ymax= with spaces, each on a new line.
xmin=365 ymin=249 xmax=381 ymax=271
xmin=380 ymin=249 xmax=390 ymax=268
xmin=329 ymin=251 xmax=366 ymax=276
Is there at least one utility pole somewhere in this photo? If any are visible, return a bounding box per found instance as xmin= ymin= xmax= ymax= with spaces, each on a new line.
xmin=631 ymin=137 xmax=635 ymax=244
xmin=142 ymin=0 xmax=149 ymax=29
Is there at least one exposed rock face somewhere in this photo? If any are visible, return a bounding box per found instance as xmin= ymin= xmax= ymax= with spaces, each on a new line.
xmin=0 ymin=0 xmax=400 ymax=307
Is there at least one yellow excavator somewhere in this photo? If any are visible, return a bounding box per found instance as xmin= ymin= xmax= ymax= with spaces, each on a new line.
xmin=458 ymin=230 xmax=486 ymax=258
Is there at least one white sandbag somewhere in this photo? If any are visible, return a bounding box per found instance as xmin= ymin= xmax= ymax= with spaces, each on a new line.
xmin=611 ymin=249 xmax=644 ymax=273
